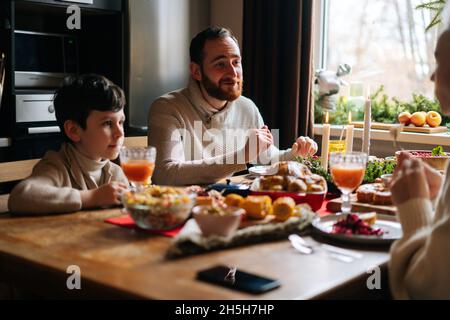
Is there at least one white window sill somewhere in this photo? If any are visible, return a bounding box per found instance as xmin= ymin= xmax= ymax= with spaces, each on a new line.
xmin=313 ymin=124 xmax=450 ymax=147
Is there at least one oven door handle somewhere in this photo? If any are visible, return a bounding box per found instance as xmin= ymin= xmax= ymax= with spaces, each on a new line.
xmin=28 ymin=126 xmax=61 ymax=134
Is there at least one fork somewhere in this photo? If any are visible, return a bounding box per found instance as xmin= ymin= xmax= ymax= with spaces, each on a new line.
xmin=288 ymin=234 xmax=362 ymax=263
xmin=389 ymin=124 xmax=404 ymax=151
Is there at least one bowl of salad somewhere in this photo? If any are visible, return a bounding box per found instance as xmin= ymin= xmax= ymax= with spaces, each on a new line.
xmin=122 ymin=186 xmax=196 ymax=230
xmin=396 ymin=146 xmax=449 ymax=171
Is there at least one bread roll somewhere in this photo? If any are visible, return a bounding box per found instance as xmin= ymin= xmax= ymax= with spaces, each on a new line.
xmin=286 ymin=177 xmax=307 ymax=193
xmin=260 ymin=175 xmax=284 ymax=191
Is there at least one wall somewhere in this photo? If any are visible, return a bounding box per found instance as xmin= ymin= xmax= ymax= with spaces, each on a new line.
xmin=210 ymin=0 xmax=243 ymax=48
xmin=127 ymin=0 xmax=210 ymax=129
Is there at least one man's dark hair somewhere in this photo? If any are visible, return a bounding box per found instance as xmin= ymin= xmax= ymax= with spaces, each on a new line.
xmin=53 ymin=74 xmax=125 ymax=141
xmin=189 ymin=26 xmax=239 ymax=65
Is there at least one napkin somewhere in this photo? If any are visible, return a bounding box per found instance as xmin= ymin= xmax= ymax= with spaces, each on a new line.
xmin=104 ymin=215 xmax=183 ymax=237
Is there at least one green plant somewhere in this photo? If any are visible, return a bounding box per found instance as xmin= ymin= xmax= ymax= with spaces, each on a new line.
xmin=432 ymin=145 xmax=446 ymax=156
xmin=416 ymin=0 xmax=447 ymax=31
xmin=294 ymin=156 xmax=397 ymax=190
xmin=364 ymin=159 xmax=397 ymax=183
xmin=314 ymin=85 xmax=450 ymax=127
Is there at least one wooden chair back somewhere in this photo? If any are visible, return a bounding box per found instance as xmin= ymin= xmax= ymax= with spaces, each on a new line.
xmin=123 ymin=136 xmax=148 ymax=148
xmin=0 ymin=159 xmax=40 ymax=183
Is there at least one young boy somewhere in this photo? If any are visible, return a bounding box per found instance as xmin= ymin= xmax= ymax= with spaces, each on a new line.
xmin=8 ymin=74 xmax=129 ymax=214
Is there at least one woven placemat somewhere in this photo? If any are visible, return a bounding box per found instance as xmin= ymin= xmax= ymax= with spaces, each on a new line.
xmin=166 ymin=209 xmax=315 ymax=259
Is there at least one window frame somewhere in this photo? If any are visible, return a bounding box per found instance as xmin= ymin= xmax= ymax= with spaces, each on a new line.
xmin=312 ymin=0 xmax=447 ymax=147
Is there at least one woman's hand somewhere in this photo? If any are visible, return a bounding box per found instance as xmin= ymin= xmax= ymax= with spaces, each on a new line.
xmin=390 ymin=157 xmax=430 ymax=206
xmin=395 ymin=151 xmax=443 ymax=201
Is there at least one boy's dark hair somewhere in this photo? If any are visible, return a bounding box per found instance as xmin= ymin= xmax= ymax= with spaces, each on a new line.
xmin=189 ymin=26 xmax=238 ymax=65
xmin=53 ymin=74 xmax=125 ymax=141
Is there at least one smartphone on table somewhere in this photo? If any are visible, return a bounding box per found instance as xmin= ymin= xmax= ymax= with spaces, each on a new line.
xmin=197 ymin=265 xmax=281 ymax=294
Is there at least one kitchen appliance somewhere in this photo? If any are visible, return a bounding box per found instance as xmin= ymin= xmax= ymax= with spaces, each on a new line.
xmin=14 ymin=30 xmax=78 ymax=88
xmin=126 ymin=0 xmax=210 ymax=132
xmin=15 ymin=94 xmax=60 ymax=134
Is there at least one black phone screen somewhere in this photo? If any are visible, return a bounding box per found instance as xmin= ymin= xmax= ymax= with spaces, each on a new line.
xmin=197 ymin=265 xmax=281 ymax=294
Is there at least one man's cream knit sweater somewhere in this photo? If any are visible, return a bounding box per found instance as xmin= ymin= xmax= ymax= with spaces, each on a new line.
xmin=148 ymin=79 xmax=294 ymax=185
xmin=389 ymin=161 xmax=450 ymax=299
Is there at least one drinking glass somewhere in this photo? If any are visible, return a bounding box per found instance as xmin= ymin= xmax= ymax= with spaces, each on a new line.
xmin=329 ymin=152 xmax=368 ymax=215
xmin=120 ymin=146 xmax=156 ymax=191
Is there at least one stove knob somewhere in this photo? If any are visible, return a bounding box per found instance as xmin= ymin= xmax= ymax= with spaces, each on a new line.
xmin=48 ymin=105 xmax=55 ymax=113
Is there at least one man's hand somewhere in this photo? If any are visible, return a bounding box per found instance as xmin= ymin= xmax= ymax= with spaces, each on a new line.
xmin=291 ymin=136 xmax=318 ymax=158
xmin=80 ymin=182 xmax=128 ymax=209
xmin=244 ymin=125 xmax=274 ymax=162
xmin=395 ymin=151 xmax=443 ymax=201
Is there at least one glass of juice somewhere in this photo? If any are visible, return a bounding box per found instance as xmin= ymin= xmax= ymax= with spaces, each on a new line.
xmin=120 ymin=146 xmax=156 ymax=190
xmin=329 ymin=152 xmax=368 ymax=215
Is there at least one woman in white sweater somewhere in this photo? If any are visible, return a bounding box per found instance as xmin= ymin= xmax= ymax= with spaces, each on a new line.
xmin=389 ymin=10 xmax=450 ymax=299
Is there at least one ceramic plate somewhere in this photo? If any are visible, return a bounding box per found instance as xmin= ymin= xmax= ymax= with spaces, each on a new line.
xmin=312 ymin=214 xmax=402 ymax=245
xmin=248 ymin=165 xmax=277 ymax=176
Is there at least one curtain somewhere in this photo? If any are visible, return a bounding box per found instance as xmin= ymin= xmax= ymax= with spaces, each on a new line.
xmin=243 ymin=0 xmax=315 ymax=149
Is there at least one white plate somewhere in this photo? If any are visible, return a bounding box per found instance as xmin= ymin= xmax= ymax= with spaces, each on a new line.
xmin=312 ymin=214 xmax=402 ymax=245
xmin=248 ymin=165 xmax=277 ymax=176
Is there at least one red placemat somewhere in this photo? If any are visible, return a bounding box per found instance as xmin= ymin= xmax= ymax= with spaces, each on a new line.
xmin=317 ymin=194 xmax=340 ymax=217
xmin=104 ymin=215 xmax=183 ymax=237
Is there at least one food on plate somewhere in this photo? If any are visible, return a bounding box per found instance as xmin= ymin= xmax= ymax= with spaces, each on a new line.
xmin=398 ymin=111 xmax=412 ymax=125
xmin=260 ymin=175 xmax=285 ymax=191
xmin=240 ymin=195 xmax=273 ymax=220
xmin=426 ymin=111 xmax=442 ymax=127
xmin=195 ymin=190 xmax=226 ymax=207
xmin=276 ymin=161 xmax=310 ymax=178
xmin=358 ymin=212 xmax=377 ymax=226
xmin=356 ymin=182 xmax=392 ymax=205
xmin=257 ymin=161 xmax=327 ymax=193
xmin=123 ymin=185 xmax=191 ymax=206
xmin=285 ymin=176 xmax=308 ymax=192
xmin=396 ymin=148 xmax=449 ymax=171
xmin=292 ymin=203 xmax=311 ymax=218
xmin=192 ymin=205 xmax=244 ymax=237
xmin=332 ymin=213 xmax=384 ymax=236
xmin=224 ymin=193 xmax=245 ymax=207
xmin=410 ymin=111 xmax=427 ymax=127
xmin=184 ymin=185 xmax=207 ymax=196
xmin=272 ymin=197 xmax=296 ymax=222
xmin=194 ymin=204 xmax=239 ymax=216
xmin=196 ymin=196 xmax=214 ymax=206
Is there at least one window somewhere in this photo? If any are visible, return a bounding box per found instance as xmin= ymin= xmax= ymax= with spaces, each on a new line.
xmin=314 ymin=0 xmax=443 ymax=125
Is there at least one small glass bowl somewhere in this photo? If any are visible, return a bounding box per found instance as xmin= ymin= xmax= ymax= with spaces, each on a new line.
xmin=122 ymin=187 xmax=196 ymax=230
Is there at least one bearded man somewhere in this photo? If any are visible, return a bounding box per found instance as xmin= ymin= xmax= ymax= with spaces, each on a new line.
xmin=148 ymin=27 xmax=317 ymax=185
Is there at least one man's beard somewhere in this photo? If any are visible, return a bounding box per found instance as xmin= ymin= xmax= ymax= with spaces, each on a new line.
xmin=201 ymin=73 xmax=243 ymax=102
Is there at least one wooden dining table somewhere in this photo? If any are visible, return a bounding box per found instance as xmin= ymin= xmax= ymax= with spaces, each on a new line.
xmin=0 ymin=186 xmax=392 ymax=300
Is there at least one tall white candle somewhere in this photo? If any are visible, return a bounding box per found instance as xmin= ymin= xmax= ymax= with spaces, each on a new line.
xmin=361 ymin=89 xmax=371 ymax=155
xmin=321 ymin=112 xmax=330 ymax=171
xmin=346 ymin=111 xmax=354 ymax=153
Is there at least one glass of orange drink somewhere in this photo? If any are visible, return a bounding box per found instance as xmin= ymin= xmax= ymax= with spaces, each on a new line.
xmin=329 ymin=152 xmax=368 ymax=215
xmin=120 ymin=146 xmax=156 ymax=191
